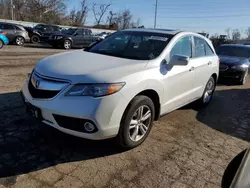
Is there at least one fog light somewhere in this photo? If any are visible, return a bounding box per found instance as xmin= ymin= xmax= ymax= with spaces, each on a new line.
xmin=84 ymin=122 xmax=95 ymax=132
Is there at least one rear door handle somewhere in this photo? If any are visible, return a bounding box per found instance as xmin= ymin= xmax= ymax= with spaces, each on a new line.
xmin=189 ymin=67 xmax=195 ymax=72
xmin=208 ymin=61 xmax=212 ymax=65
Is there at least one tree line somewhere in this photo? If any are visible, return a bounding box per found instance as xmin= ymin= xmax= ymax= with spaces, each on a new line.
xmin=0 ymin=0 xmax=143 ymax=29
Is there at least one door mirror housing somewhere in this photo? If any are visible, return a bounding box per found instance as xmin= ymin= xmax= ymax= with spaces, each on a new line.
xmin=169 ymin=54 xmax=189 ymax=66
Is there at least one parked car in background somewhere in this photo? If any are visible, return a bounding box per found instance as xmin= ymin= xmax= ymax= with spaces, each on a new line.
xmin=0 ymin=29 xmax=9 ymax=49
xmin=21 ymin=29 xmax=219 ymax=149
xmin=216 ymin=44 xmax=250 ymax=85
xmin=95 ymin=32 xmax=111 ymax=39
xmin=28 ymin=24 xmax=61 ymax=43
xmin=47 ymin=27 xmax=100 ymax=49
xmin=0 ymin=22 xmax=29 ymax=45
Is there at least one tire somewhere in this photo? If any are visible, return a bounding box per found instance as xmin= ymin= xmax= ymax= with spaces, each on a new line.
xmin=197 ymin=76 xmax=216 ymax=108
xmin=63 ymin=40 xmax=72 ymax=49
xmin=0 ymin=40 xmax=3 ymax=49
xmin=117 ymin=95 xmax=155 ymax=149
xmin=31 ymin=35 xmax=40 ymax=44
xmin=15 ymin=36 xmax=25 ymax=46
xmin=239 ymin=69 xmax=248 ymax=85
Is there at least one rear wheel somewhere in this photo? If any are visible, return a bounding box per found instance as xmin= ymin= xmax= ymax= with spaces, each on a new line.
xmin=31 ymin=35 xmax=40 ymax=43
xmin=239 ymin=69 xmax=248 ymax=85
xmin=197 ymin=76 xmax=215 ymax=108
xmin=0 ymin=40 xmax=3 ymax=49
xmin=63 ymin=40 xmax=72 ymax=49
xmin=15 ymin=36 xmax=25 ymax=46
xmin=117 ymin=96 xmax=155 ymax=149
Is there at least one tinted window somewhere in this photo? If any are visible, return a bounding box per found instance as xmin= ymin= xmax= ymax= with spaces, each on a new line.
xmin=2 ymin=24 xmax=15 ymax=30
xmin=216 ymin=46 xmax=250 ymax=58
xmin=194 ymin=37 xmax=206 ymax=57
xmin=51 ymin=26 xmax=60 ymax=31
xmin=170 ymin=36 xmax=192 ymax=58
xmin=205 ymin=42 xmax=214 ymax=56
xmin=75 ymin=29 xmax=83 ymax=35
xmin=88 ymin=31 xmax=172 ymax=60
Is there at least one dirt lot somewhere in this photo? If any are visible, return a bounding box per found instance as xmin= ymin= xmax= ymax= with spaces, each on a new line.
xmin=0 ymin=45 xmax=250 ymax=188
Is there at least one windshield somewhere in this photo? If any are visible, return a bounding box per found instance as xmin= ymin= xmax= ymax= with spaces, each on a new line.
xmin=88 ymin=31 xmax=173 ymax=60
xmin=217 ymin=46 xmax=250 ymax=58
xmin=62 ymin=28 xmax=77 ymax=35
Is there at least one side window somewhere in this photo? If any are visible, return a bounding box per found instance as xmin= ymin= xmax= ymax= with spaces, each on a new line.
xmin=75 ymin=29 xmax=83 ymax=36
xmin=194 ymin=37 xmax=206 ymax=57
xmin=205 ymin=42 xmax=214 ymax=56
xmin=170 ymin=36 xmax=192 ymax=58
xmin=3 ymin=24 xmax=15 ymax=30
xmin=15 ymin=26 xmax=22 ymax=30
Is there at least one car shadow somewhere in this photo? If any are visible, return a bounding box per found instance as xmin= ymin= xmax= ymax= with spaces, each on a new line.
xmin=0 ymin=92 xmax=124 ymax=178
xmin=196 ymin=88 xmax=250 ymax=142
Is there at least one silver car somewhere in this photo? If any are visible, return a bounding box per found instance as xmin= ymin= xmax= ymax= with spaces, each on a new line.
xmin=0 ymin=22 xmax=30 ymax=45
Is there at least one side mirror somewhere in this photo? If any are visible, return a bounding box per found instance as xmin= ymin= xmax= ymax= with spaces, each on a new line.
xmin=169 ymin=54 xmax=189 ymax=66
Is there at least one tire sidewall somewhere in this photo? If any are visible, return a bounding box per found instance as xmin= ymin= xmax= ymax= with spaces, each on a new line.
xmin=119 ymin=96 xmax=155 ymax=149
xmin=240 ymin=69 xmax=248 ymax=85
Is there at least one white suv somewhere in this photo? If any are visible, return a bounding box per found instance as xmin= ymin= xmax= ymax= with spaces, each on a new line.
xmin=21 ymin=29 xmax=219 ymax=149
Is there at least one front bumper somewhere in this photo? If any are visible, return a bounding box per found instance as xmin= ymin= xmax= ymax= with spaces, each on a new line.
xmin=219 ymin=70 xmax=245 ymax=80
xmin=21 ymin=81 xmax=128 ymax=140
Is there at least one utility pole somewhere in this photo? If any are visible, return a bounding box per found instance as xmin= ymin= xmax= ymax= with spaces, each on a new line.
xmin=154 ymin=0 xmax=158 ymax=28
xmin=10 ymin=0 xmax=14 ymax=20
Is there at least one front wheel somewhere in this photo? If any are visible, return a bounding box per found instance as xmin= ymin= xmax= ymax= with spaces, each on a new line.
xmin=63 ymin=40 xmax=72 ymax=49
xmin=197 ymin=76 xmax=216 ymax=108
xmin=31 ymin=35 xmax=40 ymax=44
xmin=117 ymin=96 xmax=155 ymax=149
xmin=0 ymin=40 xmax=3 ymax=49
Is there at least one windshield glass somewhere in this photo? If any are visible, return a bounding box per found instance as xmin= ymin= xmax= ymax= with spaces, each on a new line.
xmin=62 ymin=28 xmax=77 ymax=35
xmin=217 ymin=46 xmax=250 ymax=58
xmin=88 ymin=31 xmax=173 ymax=60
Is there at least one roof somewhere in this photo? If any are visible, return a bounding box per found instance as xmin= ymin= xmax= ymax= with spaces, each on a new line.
xmin=123 ymin=28 xmax=180 ymax=35
xmin=220 ymin=44 xmax=250 ymax=48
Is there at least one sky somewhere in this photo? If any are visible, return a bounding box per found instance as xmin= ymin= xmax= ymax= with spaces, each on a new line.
xmin=66 ymin=0 xmax=250 ymax=36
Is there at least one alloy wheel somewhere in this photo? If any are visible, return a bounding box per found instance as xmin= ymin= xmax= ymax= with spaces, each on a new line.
xmin=129 ymin=105 xmax=152 ymax=142
xmin=203 ymin=80 xmax=214 ymax=103
xmin=64 ymin=41 xmax=71 ymax=49
xmin=16 ymin=37 xmax=24 ymax=45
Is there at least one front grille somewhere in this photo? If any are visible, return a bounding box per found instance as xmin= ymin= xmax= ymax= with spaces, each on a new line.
xmin=219 ymin=64 xmax=228 ymax=71
xmin=28 ymin=80 xmax=60 ymax=99
xmin=53 ymin=114 xmax=98 ymax=133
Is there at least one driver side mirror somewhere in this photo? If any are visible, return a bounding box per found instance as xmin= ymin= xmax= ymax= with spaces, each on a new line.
xmin=169 ymin=54 xmax=189 ymax=66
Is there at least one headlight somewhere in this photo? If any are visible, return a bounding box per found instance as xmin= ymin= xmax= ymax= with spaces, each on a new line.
xmin=231 ymin=64 xmax=249 ymax=70
xmin=65 ymin=83 xmax=125 ymax=97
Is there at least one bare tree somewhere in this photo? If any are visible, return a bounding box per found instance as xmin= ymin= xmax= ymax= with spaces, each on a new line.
xmin=69 ymin=0 xmax=87 ymax=26
xmin=92 ymin=3 xmax=111 ymax=25
xmin=225 ymin=28 xmax=231 ymax=40
xmin=245 ymin=27 xmax=250 ymax=40
xmin=107 ymin=11 xmax=116 ymax=28
xmin=232 ymin=29 xmax=241 ymax=41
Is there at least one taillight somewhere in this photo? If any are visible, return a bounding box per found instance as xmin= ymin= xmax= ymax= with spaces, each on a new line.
xmin=218 ymin=58 xmax=220 ymax=63
xmin=0 ymin=31 xmax=6 ymax=36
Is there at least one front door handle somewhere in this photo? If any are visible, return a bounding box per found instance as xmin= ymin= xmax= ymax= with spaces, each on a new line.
xmin=189 ymin=67 xmax=195 ymax=72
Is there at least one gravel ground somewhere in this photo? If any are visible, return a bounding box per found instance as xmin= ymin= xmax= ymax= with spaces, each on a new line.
xmin=0 ymin=45 xmax=249 ymax=188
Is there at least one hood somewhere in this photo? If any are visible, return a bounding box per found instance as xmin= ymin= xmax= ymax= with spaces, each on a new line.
xmin=219 ymin=55 xmax=248 ymax=65
xmin=35 ymin=50 xmax=148 ymax=83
